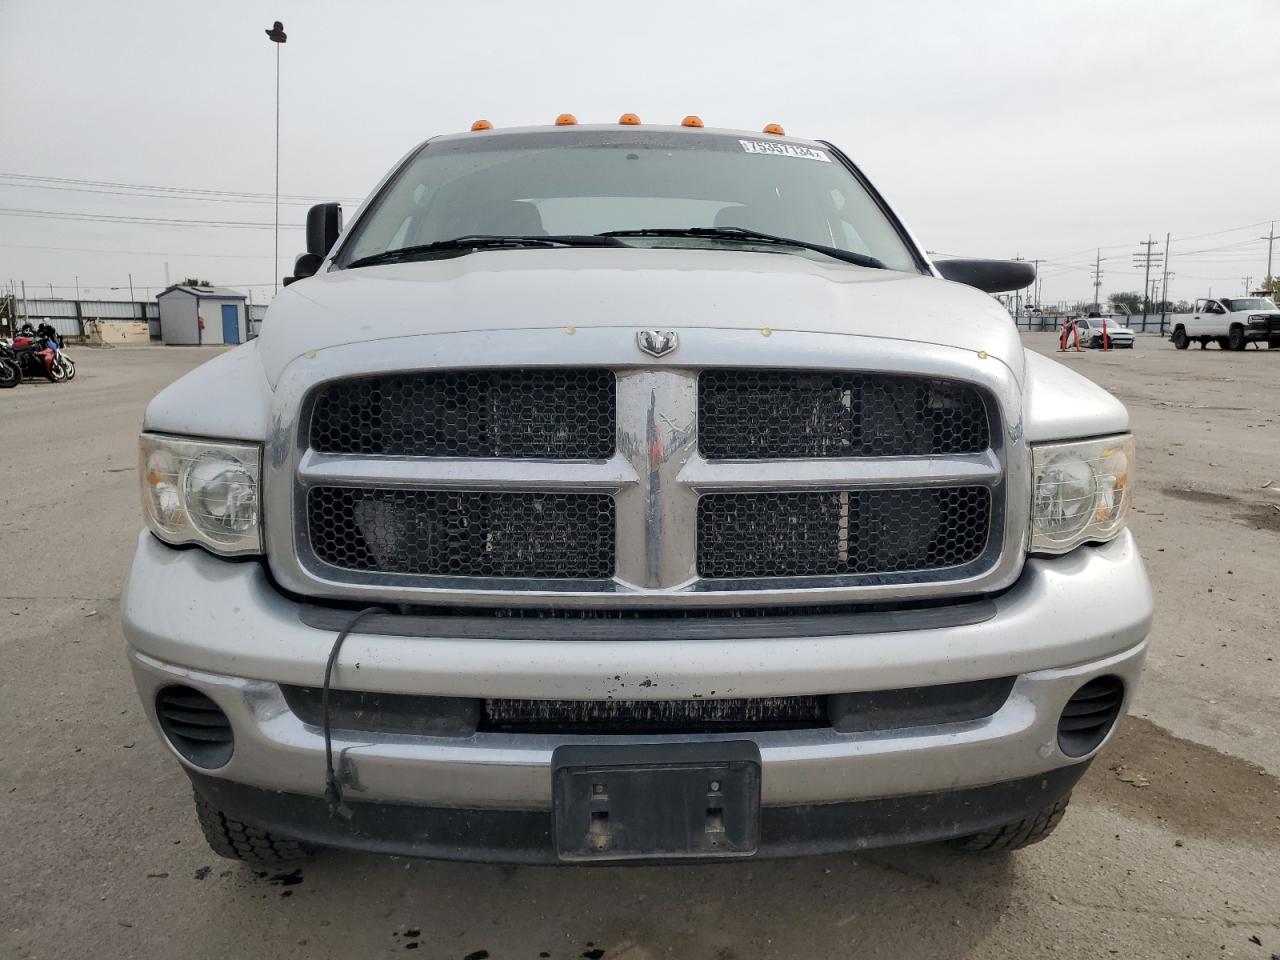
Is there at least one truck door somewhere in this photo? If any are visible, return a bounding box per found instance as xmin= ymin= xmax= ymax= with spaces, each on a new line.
xmin=1201 ymin=300 xmax=1228 ymax=336
xmin=1187 ymin=299 xmax=1208 ymax=336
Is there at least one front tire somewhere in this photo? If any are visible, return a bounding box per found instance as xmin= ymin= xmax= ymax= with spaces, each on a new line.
xmin=950 ymin=793 xmax=1071 ymax=853
xmin=1227 ymin=325 xmax=1247 ymax=351
xmin=1172 ymin=327 xmax=1189 ymax=349
xmin=0 ymin=359 xmax=19 ymax=388
xmin=193 ymin=788 xmax=312 ymax=865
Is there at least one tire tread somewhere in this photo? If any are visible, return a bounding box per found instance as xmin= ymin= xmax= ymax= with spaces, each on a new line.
xmin=950 ymin=793 xmax=1071 ymax=853
xmin=193 ymin=789 xmax=310 ymax=864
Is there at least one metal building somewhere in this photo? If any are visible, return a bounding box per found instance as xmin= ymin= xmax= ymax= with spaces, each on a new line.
xmin=156 ymin=285 xmax=248 ymax=345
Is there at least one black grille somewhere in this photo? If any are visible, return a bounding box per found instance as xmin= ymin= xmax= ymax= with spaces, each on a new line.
xmin=483 ymin=697 xmax=826 ymax=734
xmin=155 ymin=686 xmax=233 ymax=769
xmin=698 ymin=370 xmax=990 ymax=459
xmin=696 ymin=487 xmax=991 ymax=579
xmin=1058 ymin=675 xmax=1125 ymax=757
xmin=307 ymin=487 xmax=615 ymax=578
xmin=309 ymin=368 xmax=615 ymax=458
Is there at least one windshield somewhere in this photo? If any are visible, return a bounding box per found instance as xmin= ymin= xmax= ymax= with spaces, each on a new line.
xmin=1223 ymin=297 xmax=1278 ymax=311
xmin=338 ymin=129 xmax=923 ymax=273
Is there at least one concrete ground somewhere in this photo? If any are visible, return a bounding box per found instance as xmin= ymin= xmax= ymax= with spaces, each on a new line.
xmin=1 ymin=337 xmax=1277 ymax=960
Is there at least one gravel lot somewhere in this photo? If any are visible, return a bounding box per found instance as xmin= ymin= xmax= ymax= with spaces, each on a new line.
xmin=2 ymin=336 xmax=1277 ymax=960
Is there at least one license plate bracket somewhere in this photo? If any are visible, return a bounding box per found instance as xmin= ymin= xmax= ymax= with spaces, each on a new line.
xmin=552 ymin=741 xmax=761 ymax=862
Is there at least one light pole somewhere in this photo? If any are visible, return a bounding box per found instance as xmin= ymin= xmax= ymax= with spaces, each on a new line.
xmin=265 ymin=20 xmax=287 ymax=296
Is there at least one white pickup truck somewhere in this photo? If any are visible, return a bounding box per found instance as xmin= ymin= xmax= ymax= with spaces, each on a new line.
xmin=1170 ymin=296 xmax=1280 ymax=350
xmin=123 ymin=118 xmax=1150 ymax=866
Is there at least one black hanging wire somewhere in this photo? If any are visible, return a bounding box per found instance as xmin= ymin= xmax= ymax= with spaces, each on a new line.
xmin=322 ymin=606 xmax=386 ymax=819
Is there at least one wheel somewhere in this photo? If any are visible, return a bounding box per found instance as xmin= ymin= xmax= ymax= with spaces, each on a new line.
xmin=1269 ymin=338 xmax=1280 ymax=349
xmin=193 ymin=788 xmax=312 ymax=865
xmin=1171 ymin=327 xmax=1188 ymax=349
xmin=1227 ymin=325 xmax=1247 ymax=351
xmin=950 ymin=793 xmax=1071 ymax=853
xmin=0 ymin=359 xmax=19 ymax=388
xmin=56 ymin=356 xmax=75 ymax=381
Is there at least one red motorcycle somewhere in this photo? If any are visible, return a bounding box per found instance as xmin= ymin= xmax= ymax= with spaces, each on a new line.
xmin=4 ymin=323 xmax=61 ymax=382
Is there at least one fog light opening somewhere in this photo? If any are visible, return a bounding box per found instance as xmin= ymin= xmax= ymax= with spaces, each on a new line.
xmin=1057 ymin=675 xmax=1125 ymax=758
xmin=155 ymin=685 xmax=234 ymax=769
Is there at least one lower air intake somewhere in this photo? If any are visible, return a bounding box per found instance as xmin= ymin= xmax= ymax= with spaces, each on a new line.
xmin=483 ymin=697 xmax=826 ymax=734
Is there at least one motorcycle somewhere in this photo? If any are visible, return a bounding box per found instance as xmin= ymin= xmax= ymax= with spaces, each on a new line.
xmin=54 ymin=351 xmax=76 ymax=381
xmin=0 ymin=353 xmax=19 ymax=388
xmin=4 ymin=323 xmax=64 ymax=383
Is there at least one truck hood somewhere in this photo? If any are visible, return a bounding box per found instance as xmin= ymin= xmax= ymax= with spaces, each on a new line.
xmin=257 ymin=247 xmax=1023 ymax=385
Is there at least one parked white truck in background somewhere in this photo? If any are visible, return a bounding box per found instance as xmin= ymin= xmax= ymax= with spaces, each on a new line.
xmin=123 ymin=119 xmax=1150 ymax=866
xmin=1170 ymin=296 xmax=1280 ymax=350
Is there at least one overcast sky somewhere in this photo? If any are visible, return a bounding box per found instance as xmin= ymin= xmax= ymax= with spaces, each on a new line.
xmin=2 ymin=0 xmax=1277 ymax=306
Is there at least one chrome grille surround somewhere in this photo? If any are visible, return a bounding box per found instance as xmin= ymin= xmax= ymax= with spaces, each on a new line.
xmin=265 ymin=328 xmax=1028 ymax=608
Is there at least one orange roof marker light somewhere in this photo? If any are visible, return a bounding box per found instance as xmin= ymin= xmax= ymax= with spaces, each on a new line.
xmin=618 ymin=113 xmax=641 ymax=125
xmin=555 ymin=113 xmax=578 ymax=126
xmin=681 ymin=115 xmax=704 ymax=128
xmin=470 ymin=119 xmax=493 ymax=131
xmin=762 ymin=123 xmax=786 ymax=136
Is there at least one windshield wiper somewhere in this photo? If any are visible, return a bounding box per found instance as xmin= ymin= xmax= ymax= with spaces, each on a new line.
xmin=599 ymin=227 xmax=886 ymax=270
xmin=346 ymin=234 xmax=623 ymax=269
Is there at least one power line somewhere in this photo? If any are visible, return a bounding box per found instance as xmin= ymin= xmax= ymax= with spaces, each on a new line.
xmin=0 ymin=179 xmax=344 ymax=207
xmin=0 ymin=241 xmax=268 ymax=259
xmin=0 ymin=207 xmax=302 ymax=229
xmin=0 ymin=171 xmax=359 ymax=203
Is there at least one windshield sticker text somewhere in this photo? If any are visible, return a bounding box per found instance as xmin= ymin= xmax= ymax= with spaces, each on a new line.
xmin=738 ymin=140 xmax=832 ymax=162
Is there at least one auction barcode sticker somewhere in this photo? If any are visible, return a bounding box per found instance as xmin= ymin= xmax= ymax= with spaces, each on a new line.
xmin=739 ymin=139 xmax=832 ymax=162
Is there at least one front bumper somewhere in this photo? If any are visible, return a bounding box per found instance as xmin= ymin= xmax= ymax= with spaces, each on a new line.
xmin=124 ymin=530 xmax=1151 ymax=854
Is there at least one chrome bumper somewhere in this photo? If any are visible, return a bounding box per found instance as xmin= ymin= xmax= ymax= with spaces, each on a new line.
xmin=123 ymin=530 xmax=1151 ymax=810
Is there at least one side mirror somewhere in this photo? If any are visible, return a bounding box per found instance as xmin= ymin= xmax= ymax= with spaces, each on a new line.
xmin=285 ymin=203 xmax=343 ymax=285
xmin=935 ymin=258 xmax=1036 ymax=294
xmin=306 ymin=202 xmax=343 ymax=257
xmin=289 ymin=252 xmax=324 ymax=283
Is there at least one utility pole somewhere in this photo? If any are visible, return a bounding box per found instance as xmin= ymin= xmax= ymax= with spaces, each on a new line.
xmin=1091 ymin=249 xmax=1104 ymax=312
xmin=1159 ymin=232 xmax=1172 ymax=333
xmin=266 ymin=20 xmax=288 ymax=297
xmin=1242 ymin=275 xmax=1253 ymax=295
xmin=1133 ymin=236 xmax=1162 ymax=331
xmin=1029 ymin=259 xmax=1044 ymax=309
xmin=75 ymin=275 xmax=80 ymax=300
xmin=1013 ymin=255 xmax=1025 ymax=326
xmin=128 ymin=272 xmax=135 ymax=304
xmin=1262 ymin=221 xmax=1276 ymax=287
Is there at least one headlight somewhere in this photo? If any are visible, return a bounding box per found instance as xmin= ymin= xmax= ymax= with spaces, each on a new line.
xmin=1030 ymin=434 xmax=1133 ymax=554
xmin=139 ymin=433 xmax=262 ymax=555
